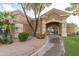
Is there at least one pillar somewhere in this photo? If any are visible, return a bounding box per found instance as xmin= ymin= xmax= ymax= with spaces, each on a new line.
xmin=42 ymin=20 xmax=46 ymax=34
xmin=61 ymin=22 xmax=67 ymax=37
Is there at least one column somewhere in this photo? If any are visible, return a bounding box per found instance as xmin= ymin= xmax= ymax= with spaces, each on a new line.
xmin=61 ymin=22 xmax=67 ymax=37
xmin=42 ymin=20 xmax=46 ymax=34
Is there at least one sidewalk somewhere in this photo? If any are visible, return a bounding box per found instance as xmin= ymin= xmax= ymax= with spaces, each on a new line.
xmin=43 ymin=35 xmax=64 ymax=56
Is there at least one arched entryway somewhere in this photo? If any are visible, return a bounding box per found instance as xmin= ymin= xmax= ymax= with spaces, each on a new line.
xmin=46 ymin=22 xmax=62 ymax=35
xmin=41 ymin=19 xmax=67 ymax=37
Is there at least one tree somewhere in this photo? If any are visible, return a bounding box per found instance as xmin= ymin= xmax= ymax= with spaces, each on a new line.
xmin=21 ymin=4 xmax=34 ymax=34
xmin=65 ymin=3 xmax=79 ymax=16
xmin=21 ymin=3 xmax=52 ymax=36
xmin=0 ymin=11 xmax=16 ymax=42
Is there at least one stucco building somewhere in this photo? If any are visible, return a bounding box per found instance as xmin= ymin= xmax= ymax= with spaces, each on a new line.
xmin=67 ymin=23 xmax=77 ymax=35
xmin=12 ymin=8 xmax=73 ymax=37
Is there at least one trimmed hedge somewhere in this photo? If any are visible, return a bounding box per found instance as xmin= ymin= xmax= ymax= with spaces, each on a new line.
xmin=18 ymin=32 xmax=29 ymax=41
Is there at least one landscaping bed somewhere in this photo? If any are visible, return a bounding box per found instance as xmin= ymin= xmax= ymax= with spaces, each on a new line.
xmin=64 ymin=35 xmax=79 ymax=56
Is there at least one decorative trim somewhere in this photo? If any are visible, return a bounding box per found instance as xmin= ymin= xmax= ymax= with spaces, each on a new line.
xmin=46 ymin=19 xmax=62 ymax=24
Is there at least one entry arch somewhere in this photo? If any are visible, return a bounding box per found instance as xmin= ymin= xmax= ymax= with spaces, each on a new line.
xmin=46 ymin=21 xmax=62 ymax=35
xmin=42 ymin=19 xmax=62 ymax=35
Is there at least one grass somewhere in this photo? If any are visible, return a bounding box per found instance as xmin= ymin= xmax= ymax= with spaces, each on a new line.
xmin=64 ymin=35 xmax=79 ymax=56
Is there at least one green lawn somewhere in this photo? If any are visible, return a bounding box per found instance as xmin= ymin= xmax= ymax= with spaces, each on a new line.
xmin=64 ymin=35 xmax=79 ymax=56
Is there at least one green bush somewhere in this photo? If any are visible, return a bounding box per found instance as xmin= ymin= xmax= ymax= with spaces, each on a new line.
xmin=76 ymin=31 xmax=79 ymax=35
xmin=36 ymin=33 xmax=45 ymax=39
xmin=18 ymin=32 xmax=29 ymax=41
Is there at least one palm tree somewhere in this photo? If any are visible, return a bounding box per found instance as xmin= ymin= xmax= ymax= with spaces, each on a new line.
xmin=0 ymin=11 xmax=16 ymax=42
xmin=21 ymin=3 xmax=52 ymax=36
xmin=65 ymin=3 xmax=79 ymax=16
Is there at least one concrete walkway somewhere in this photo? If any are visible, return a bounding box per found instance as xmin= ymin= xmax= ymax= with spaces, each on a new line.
xmin=0 ymin=37 xmax=45 ymax=56
xmin=43 ymin=35 xmax=65 ymax=56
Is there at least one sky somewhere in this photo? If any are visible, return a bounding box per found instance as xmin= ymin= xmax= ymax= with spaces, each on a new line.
xmin=0 ymin=3 xmax=79 ymax=26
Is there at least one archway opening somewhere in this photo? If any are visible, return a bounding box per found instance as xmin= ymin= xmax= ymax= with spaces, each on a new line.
xmin=46 ymin=22 xmax=61 ymax=35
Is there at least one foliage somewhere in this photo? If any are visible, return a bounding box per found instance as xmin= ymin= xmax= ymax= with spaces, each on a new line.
xmin=21 ymin=3 xmax=52 ymax=36
xmin=0 ymin=38 xmax=13 ymax=44
xmin=18 ymin=32 xmax=29 ymax=41
xmin=76 ymin=31 xmax=79 ymax=35
xmin=0 ymin=11 xmax=16 ymax=44
xmin=36 ymin=33 xmax=45 ymax=39
xmin=65 ymin=3 xmax=79 ymax=16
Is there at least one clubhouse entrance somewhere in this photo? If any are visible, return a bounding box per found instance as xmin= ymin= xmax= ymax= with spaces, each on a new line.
xmin=46 ymin=22 xmax=61 ymax=35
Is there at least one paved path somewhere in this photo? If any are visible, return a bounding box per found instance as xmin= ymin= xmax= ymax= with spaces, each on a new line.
xmin=43 ymin=35 xmax=65 ymax=56
xmin=0 ymin=37 xmax=45 ymax=56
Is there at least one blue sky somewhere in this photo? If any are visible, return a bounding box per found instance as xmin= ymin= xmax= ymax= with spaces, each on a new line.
xmin=0 ymin=3 xmax=21 ymax=11
xmin=0 ymin=3 xmax=79 ymax=27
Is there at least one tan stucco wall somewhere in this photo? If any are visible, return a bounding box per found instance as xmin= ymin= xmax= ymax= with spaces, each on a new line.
xmin=67 ymin=27 xmax=75 ymax=34
xmin=12 ymin=10 xmax=34 ymax=36
xmin=41 ymin=13 xmax=67 ymax=21
xmin=76 ymin=27 xmax=79 ymax=32
xmin=23 ymin=24 xmax=33 ymax=35
xmin=67 ymin=24 xmax=77 ymax=35
xmin=14 ymin=23 xmax=23 ymax=38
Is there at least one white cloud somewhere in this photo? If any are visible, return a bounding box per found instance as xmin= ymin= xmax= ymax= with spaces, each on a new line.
xmin=0 ymin=9 xmax=2 ymax=11
xmin=67 ymin=15 xmax=79 ymax=26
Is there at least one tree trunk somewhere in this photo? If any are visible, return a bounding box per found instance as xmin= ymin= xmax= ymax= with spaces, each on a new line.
xmin=33 ymin=7 xmax=42 ymax=36
xmin=21 ymin=4 xmax=34 ymax=36
xmin=34 ymin=18 xmax=39 ymax=36
xmin=4 ymin=28 xmax=8 ymax=40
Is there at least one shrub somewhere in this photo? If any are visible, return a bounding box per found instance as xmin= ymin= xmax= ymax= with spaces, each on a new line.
xmin=1 ymin=39 xmax=9 ymax=44
xmin=18 ymin=32 xmax=29 ymax=41
xmin=0 ymin=38 xmax=13 ymax=44
xmin=36 ymin=33 xmax=45 ymax=39
xmin=76 ymin=31 xmax=79 ymax=35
